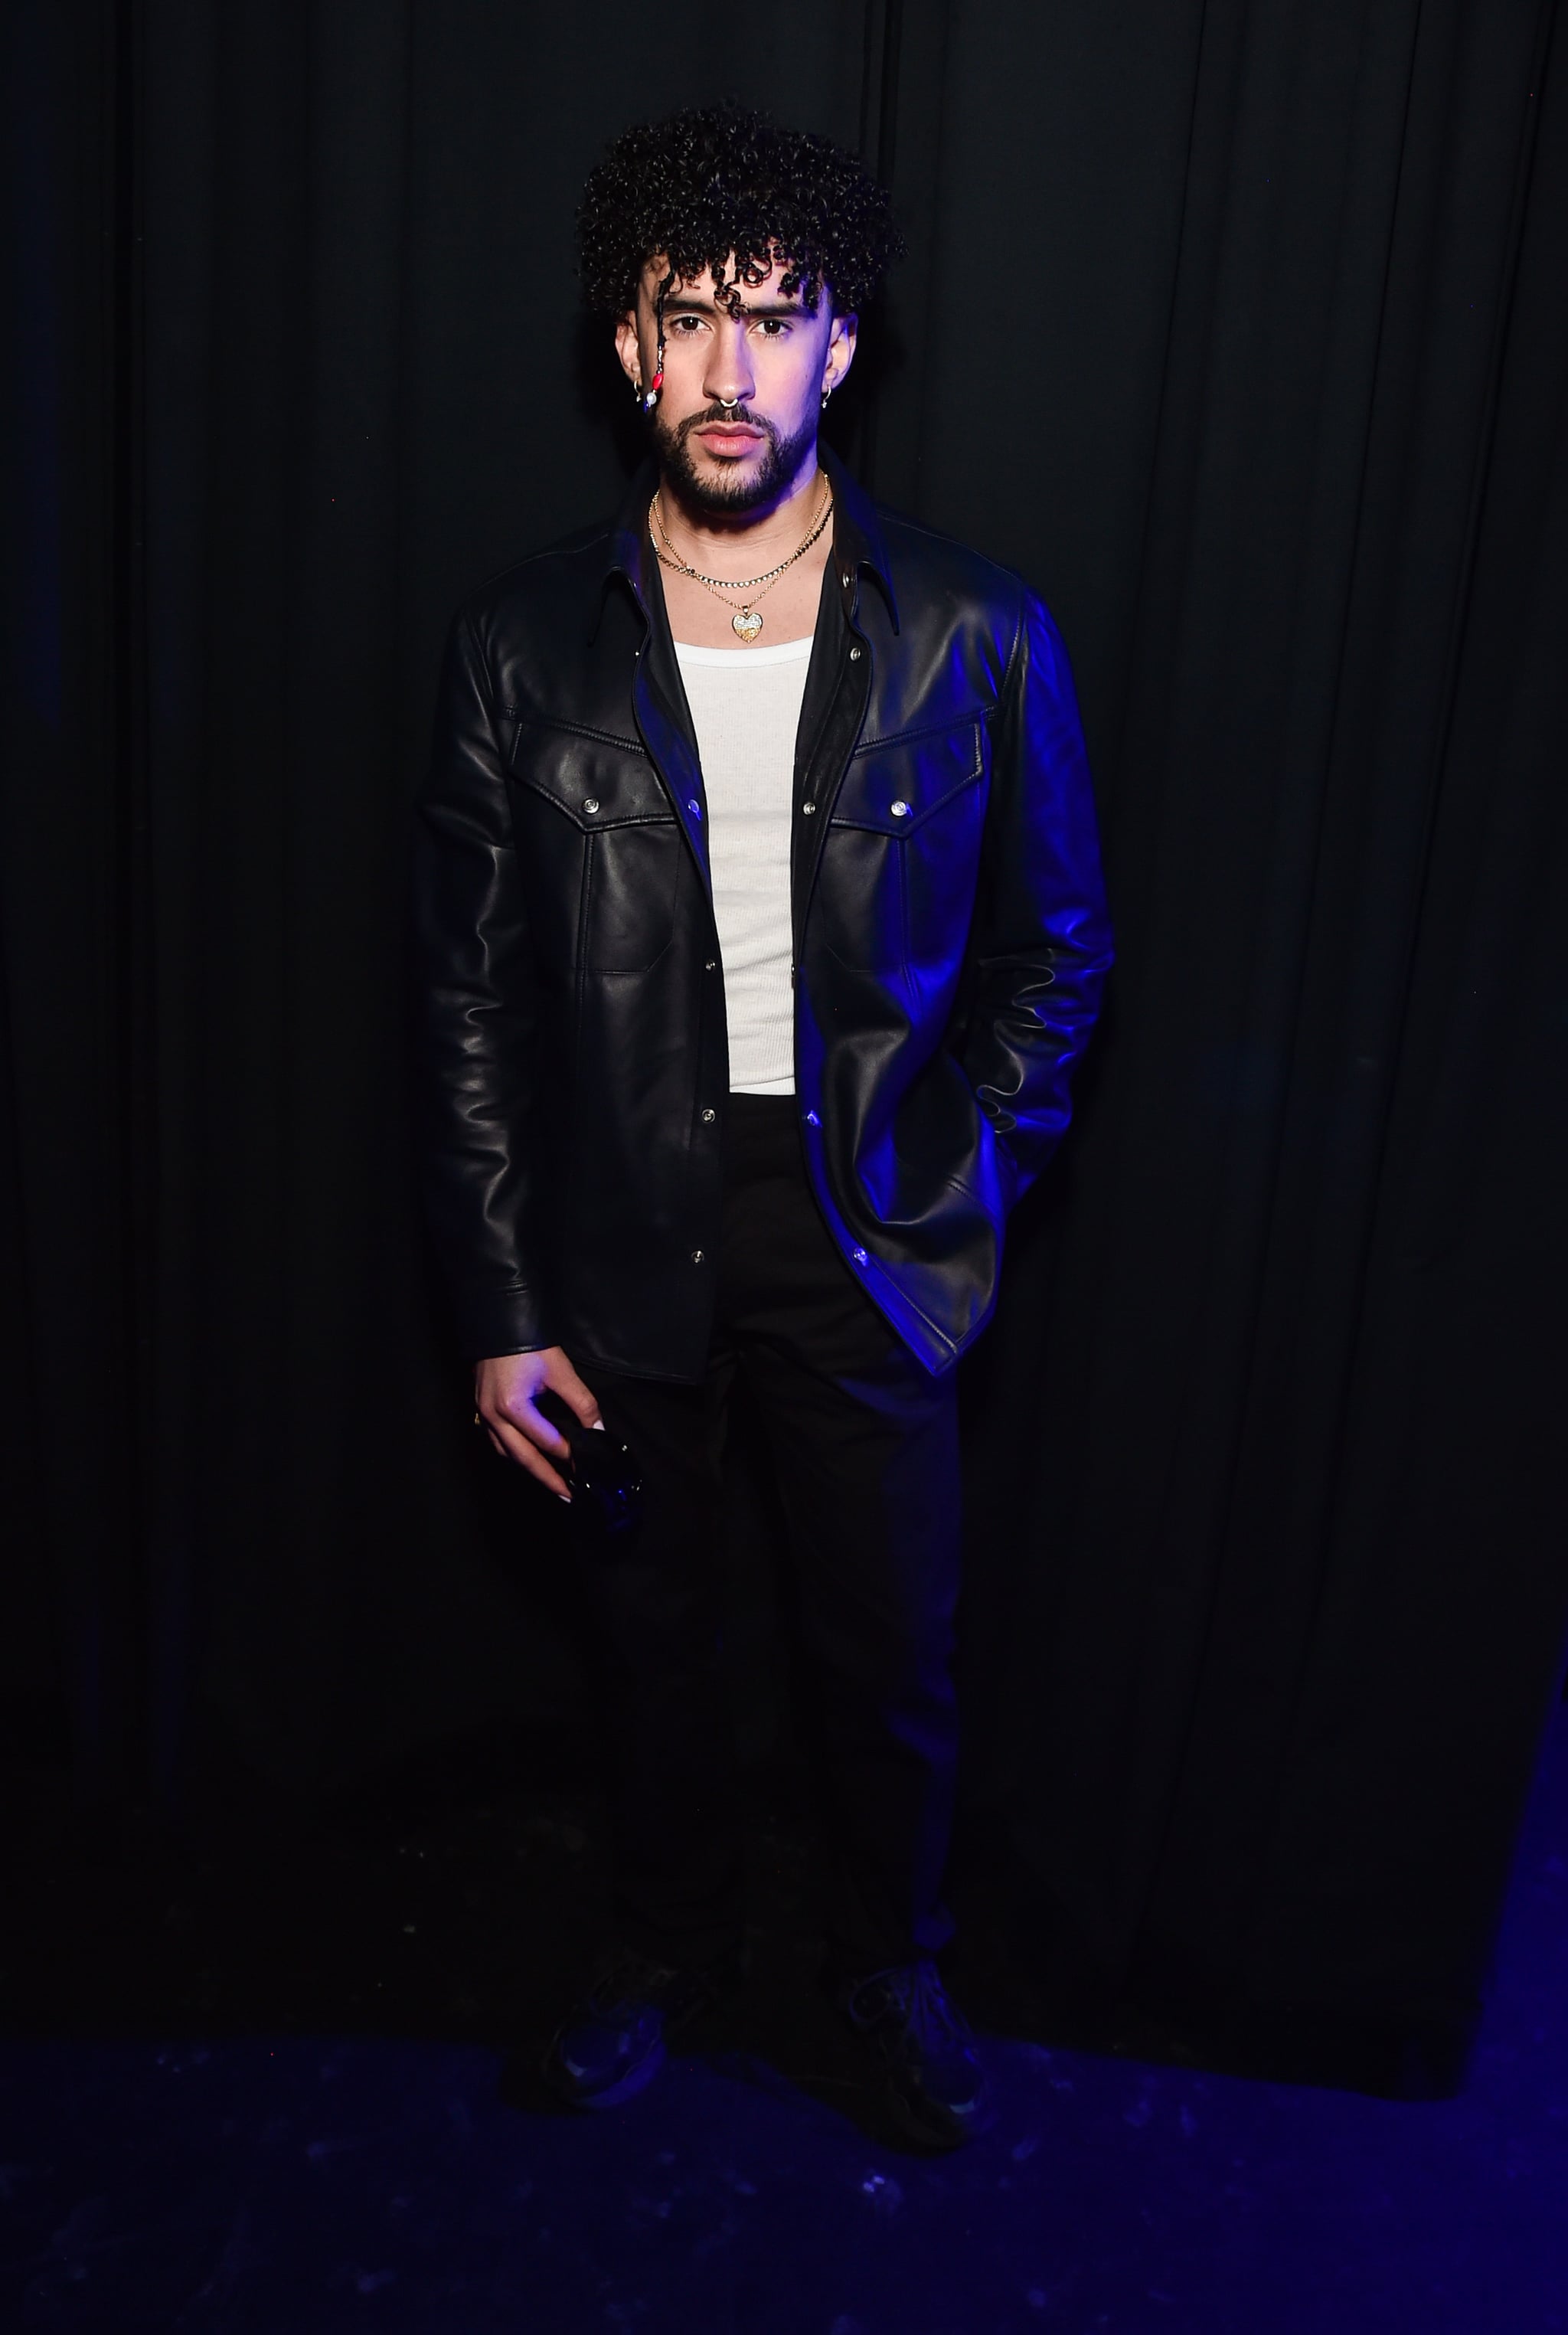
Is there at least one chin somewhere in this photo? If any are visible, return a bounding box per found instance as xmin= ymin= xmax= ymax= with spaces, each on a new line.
xmin=681 ymin=461 xmax=778 ymax=516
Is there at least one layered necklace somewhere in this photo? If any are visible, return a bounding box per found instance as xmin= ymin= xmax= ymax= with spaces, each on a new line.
xmin=649 ymin=474 xmax=833 ymax=644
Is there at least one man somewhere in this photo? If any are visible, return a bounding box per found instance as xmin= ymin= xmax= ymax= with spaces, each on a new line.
xmin=412 ymin=102 xmax=1111 ymax=2149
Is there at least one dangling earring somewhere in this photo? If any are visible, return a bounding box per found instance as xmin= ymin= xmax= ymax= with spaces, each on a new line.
xmin=639 ymin=324 xmax=666 ymax=413
xmin=821 ymin=383 xmax=833 ymax=409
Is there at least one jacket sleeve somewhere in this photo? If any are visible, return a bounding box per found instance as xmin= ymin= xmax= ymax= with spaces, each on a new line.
xmin=960 ymin=586 xmax=1113 ymax=1206
xmin=410 ymin=605 xmax=554 ymax=1360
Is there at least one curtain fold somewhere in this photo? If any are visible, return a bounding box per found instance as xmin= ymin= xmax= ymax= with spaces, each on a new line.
xmin=2 ymin=0 xmax=1563 ymax=2084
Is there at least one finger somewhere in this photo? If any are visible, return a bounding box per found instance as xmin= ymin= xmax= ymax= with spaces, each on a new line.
xmin=482 ymin=1411 xmax=572 ymax=1499
xmin=549 ymin=1357 xmax=603 ymax=1431
xmin=488 ymin=1389 xmax=570 ymax=1462
xmin=517 ymin=1396 xmax=573 ymax=1461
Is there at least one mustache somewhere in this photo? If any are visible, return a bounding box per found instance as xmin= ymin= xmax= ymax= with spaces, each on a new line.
xmin=678 ymin=403 xmax=776 ymax=441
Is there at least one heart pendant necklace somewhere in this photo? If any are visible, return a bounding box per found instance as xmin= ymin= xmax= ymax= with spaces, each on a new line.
xmin=650 ymin=478 xmax=834 ymax=646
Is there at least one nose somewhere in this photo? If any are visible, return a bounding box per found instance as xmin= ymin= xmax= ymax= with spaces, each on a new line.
xmin=704 ymin=315 xmax=756 ymax=410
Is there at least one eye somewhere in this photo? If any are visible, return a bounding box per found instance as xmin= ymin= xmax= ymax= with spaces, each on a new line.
xmin=668 ymin=315 xmax=707 ymax=335
xmin=753 ymin=318 xmax=791 ymax=338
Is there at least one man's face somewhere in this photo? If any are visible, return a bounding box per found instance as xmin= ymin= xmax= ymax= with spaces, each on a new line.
xmin=614 ymin=255 xmax=857 ymax=515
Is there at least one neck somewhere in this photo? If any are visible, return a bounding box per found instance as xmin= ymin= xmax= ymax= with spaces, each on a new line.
xmin=655 ymin=441 xmax=825 ymax=568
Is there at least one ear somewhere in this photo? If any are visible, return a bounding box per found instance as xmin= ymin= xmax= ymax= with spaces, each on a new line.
xmin=825 ymin=309 xmax=858 ymax=396
xmin=613 ymin=310 xmax=643 ymax=391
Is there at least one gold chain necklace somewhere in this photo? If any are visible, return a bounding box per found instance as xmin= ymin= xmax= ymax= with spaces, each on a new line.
xmin=650 ymin=477 xmax=833 ymax=644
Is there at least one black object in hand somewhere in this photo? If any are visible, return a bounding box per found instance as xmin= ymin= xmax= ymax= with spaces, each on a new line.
xmin=535 ymin=1392 xmax=643 ymax=1539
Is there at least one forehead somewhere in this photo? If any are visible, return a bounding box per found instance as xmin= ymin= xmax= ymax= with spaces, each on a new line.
xmin=635 ymin=253 xmax=818 ymax=312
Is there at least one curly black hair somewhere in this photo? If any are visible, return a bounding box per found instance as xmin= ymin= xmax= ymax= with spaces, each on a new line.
xmin=577 ymin=100 xmax=903 ymax=319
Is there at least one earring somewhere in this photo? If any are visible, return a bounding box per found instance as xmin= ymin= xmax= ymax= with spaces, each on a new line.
xmin=640 ymin=329 xmax=666 ymax=413
xmin=821 ymin=384 xmax=833 ymax=408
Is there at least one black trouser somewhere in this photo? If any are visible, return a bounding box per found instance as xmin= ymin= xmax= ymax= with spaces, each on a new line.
xmin=577 ymin=1093 xmax=962 ymax=1979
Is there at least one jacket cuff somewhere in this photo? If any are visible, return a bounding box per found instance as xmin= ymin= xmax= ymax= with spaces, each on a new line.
xmin=452 ymin=1284 xmax=555 ymax=1365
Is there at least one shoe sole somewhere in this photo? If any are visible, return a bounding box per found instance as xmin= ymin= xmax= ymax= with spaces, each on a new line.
xmin=543 ymin=2037 xmax=668 ymax=2111
xmin=887 ymin=2076 xmax=997 ymax=2150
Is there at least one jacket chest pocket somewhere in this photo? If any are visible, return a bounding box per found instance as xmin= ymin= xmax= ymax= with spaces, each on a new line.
xmin=509 ymin=721 xmax=684 ymax=973
xmin=824 ymin=718 xmax=987 ymax=977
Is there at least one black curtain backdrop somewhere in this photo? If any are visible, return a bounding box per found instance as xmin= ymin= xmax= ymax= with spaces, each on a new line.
xmin=4 ymin=0 xmax=1566 ymax=2087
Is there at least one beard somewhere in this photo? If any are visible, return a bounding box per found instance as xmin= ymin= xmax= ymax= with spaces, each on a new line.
xmin=652 ymin=401 xmax=818 ymax=515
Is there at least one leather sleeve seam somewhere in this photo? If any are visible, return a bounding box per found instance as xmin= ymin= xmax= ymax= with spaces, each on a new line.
xmin=992 ymin=586 xmax=1029 ymax=718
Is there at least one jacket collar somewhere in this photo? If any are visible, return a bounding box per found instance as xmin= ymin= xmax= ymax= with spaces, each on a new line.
xmin=820 ymin=443 xmax=899 ymax=633
xmin=598 ymin=458 xmax=658 ymax=633
xmin=591 ymin=443 xmax=898 ymax=639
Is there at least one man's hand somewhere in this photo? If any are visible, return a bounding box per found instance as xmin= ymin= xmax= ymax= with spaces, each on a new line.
xmin=474 ymin=1346 xmax=602 ymax=1500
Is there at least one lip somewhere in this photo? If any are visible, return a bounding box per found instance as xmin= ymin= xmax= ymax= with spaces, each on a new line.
xmin=693 ymin=423 xmax=766 ymax=453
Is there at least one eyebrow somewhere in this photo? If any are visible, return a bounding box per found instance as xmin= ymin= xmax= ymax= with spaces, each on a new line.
xmin=658 ymin=294 xmax=810 ymax=319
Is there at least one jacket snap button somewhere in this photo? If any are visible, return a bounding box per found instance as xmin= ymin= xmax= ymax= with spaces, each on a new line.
xmin=690 ymin=1248 xmax=704 ymax=1264
xmin=802 ymin=801 xmax=816 ymax=816
xmin=688 ymin=799 xmax=701 ymax=818
xmin=804 ymin=1109 xmax=820 ymax=1127
xmin=583 ymin=797 xmax=599 ymax=815
xmin=701 ymin=1107 xmax=716 ymax=1123
xmin=704 ymin=958 xmax=717 ymax=971
xmin=851 ymin=1247 xmax=868 ymax=1266
xmin=849 ymin=646 xmax=862 ymax=662
xmin=890 ymin=800 xmax=910 ymax=818
xmin=841 ymin=571 xmax=851 ymax=587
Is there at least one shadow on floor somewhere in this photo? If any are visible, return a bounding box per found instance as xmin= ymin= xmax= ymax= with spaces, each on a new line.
xmin=2 ymin=1714 xmax=1566 ymax=2330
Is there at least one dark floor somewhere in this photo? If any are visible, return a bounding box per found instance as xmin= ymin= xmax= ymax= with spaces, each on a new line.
xmin=2 ymin=1709 xmax=1566 ymax=2333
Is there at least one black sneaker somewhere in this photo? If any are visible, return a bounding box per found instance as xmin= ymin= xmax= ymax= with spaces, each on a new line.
xmin=541 ymin=1942 xmax=743 ymax=2111
xmin=840 ymin=1959 xmax=994 ymax=2148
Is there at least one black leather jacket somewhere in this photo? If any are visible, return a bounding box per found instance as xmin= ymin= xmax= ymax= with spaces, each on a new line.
xmin=412 ymin=452 xmax=1112 ymax=1381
